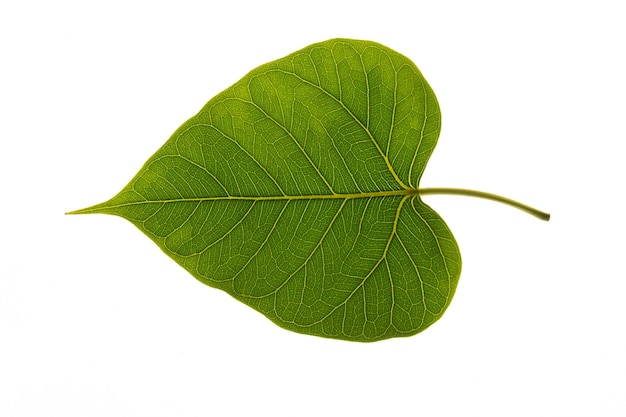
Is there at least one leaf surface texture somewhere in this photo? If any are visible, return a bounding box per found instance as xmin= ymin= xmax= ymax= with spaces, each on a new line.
xmin=77 ymin=39 xmax=461 ymax=341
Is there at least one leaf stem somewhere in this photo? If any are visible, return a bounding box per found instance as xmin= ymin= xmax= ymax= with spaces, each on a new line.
xmin=418 ymin=188 xmax=550 ymax=221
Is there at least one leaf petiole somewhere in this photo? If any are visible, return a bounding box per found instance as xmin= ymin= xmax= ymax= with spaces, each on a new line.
xmin=418 ymin=188 xmax=550 ymax=221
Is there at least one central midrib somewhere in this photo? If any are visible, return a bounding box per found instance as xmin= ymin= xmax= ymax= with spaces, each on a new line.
xmin=68 ymin=189 xmax=425 ymax=214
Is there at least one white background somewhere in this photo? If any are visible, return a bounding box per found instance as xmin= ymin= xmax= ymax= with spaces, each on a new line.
xmin=1 ymin=1 xmax=624 ymax=416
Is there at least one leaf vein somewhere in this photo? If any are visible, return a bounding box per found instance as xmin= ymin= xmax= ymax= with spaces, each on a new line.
xmin=269 ymin=68 xmax=408 ymax=190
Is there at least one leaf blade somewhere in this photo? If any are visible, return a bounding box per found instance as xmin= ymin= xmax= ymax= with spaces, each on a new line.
xmin=72 ymin=38 xmax=461 ymax=341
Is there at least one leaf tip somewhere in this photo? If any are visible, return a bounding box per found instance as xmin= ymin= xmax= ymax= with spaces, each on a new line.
xmin=65 ymin=203 xmax=106 ymax=215
xmin=65 ymin=208 xmax=86 ymax=215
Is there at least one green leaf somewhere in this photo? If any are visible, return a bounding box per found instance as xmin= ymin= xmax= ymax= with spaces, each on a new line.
xmin=70 ymin=38 xmax=462 ymax=342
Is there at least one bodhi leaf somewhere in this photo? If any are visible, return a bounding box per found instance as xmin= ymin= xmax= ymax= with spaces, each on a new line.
xmin=70 ymin=38 xmax=464 ymax=342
